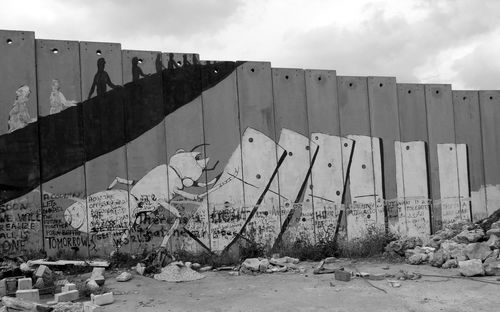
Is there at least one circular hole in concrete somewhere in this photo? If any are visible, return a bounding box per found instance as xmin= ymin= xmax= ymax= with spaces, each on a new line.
xmin=250 ymin=68 xmax=255 ymax=73
xmin=285 ymin=75 xmax=289 ymax=80
xmin=362 ymin=164 xmax=366 ymax=169
xmin=6 ymin=39 xmax=13 ymax=44
xmin=336 ymin=191 xmax=341 ymax=196
xmin=328 ymin=163 xmax=332 ymax=168
xmin=379 ymin=83 xmax=383 ymax=87
xmin=288 ymin=152 xmax=293 ymax=156
xmin=51 ymin=48 xmax=59 ymax=54
xmin=256 ymin=174 xmax=261 ymax=179
xmin=248 ymin=138 xmax=253 ymax=143
xmin=96 ymin=50 xmax=102 ymax=55
xmin=408 ymin=89 xmax=412 ymax=94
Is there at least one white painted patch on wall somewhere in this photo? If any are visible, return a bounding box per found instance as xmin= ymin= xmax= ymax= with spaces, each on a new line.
xmin=394 ymin=141 xmax=430 ymax=237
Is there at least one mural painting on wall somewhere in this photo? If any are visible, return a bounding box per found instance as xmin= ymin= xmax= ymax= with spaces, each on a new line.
xmin=0 ymin=57 xmax=477 ymax=257
xmin=7 ymin=85 xmax=36 ymax=133
xmin=49 ymin=79 xmax=77 ymax=115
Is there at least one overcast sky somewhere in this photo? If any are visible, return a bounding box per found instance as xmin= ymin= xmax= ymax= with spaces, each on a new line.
xmin=2 ymin=0 xmax=499 ymax=89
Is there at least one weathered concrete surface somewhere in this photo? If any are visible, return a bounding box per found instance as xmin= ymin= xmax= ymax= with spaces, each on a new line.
xmin=99 ymin=259 xmax=499 ymax=312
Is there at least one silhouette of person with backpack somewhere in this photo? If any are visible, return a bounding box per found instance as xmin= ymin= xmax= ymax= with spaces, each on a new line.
xmin=88 ymin=58 xmax=120 ymax=99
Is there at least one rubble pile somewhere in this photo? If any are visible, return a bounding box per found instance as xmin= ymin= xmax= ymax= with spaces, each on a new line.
xmin=385 ymin=219 xmax=500 ymax=277
xmin=238 ymin=256 xmax=306 ymax=275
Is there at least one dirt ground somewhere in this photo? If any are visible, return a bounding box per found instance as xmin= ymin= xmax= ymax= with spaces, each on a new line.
xmin=80 ymin=259 xmax=498 ymax=312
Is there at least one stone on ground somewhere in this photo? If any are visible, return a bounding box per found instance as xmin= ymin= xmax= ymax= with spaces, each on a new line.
xmin=242 ymin=258 xmax=261 ymax=271
xmin=54 ymin=290 xmax=79 ymax=302
xmin=454 ymin=229 xmax=484 ymax=244
xmin=116 ymin=272 xmax=132 ymax=282
xmin=459 ymin=259 xmax=485 ymax=276
xmin=465 ymin=242 xmax=492 ymax=261
xmin=441 ymin=259 xmax=458 ymax=269
xmin=16 ymin=289 xmax=40 ymax=303
xmin=91 ymin=292 xmax=114 ymax=306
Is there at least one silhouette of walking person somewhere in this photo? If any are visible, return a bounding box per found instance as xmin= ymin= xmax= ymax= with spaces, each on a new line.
xmin=182 ymin=54 xmax=191 ymax=67
xmin=88 ymin=58 xmax=119 ymax=99
xmin=167 ymin=53 xmax=181 ymax=70
xmin=131 ymin=57 xmax=149 ymax=81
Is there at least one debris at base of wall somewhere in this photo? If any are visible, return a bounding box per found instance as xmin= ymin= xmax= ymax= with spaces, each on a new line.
xmin=387 ymin=280 xmax=401 ymax=288
xmin=153 ymin=262 xmax=205 ymax=282
xmin=116 ymin=272 xmax=132 ymax=282
xmin=51 ymin=302 xmax=83 ymax=312
xmin=383 ymin=218 xmax=500 ymax=276
xmin=239 ymin=257 xmax=305 ymax=275
xmin=198 ymin=266 xmax=213 ymax=272
xmin=2 ymin=295 xmax=54 ymax=312
xmin=135 ymin=263 xmax=146 ymax=276
xmin=191 ymin=263 xmax=201 ymax=270
xmin=459 ymin=259 xmax=485 ymax=277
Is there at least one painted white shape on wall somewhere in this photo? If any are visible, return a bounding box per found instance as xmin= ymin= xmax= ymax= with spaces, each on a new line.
xmin=307 ymin=134 xmax=353 ymax=242
xmin=438 ymin=143 xmax=470 ymax=225
xmin=185 ymin=144 xmax=245 ymax=252
xmin=276 ymin=129 xmax=316 ymax=244
xmin=394 ymin=141 xmax=430 ymax=237
xmin=240 ymin=127 xmax=284 ymax=249
xmin=346 ymin=135 xmax=384 ymax=240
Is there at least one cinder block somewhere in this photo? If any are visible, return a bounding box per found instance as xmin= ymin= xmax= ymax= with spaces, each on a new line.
xmin=84 ymin=301 xmax=104 ymax=312
xmin=62 ymin=283 xmax=77 ymax=292
xmin=16 ymin=289 xmax=40 ymax=302
xmin=0 ymin=278 xmax=6 ymax=296
xmin=35 ymin=265 xmax=53 ymax=279
xmin=91 ymin=292 xmax=114 ymax=306
xmin=335 ymin=270 xmax=351 ymax=282
xmin=17 ymin=277 xmax=32 ymax=290
xmin=55 ymin=289 xmax=79 ymax=302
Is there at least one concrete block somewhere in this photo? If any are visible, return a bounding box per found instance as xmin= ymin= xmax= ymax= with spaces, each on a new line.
xmin=91 ymin=292 xmax=114 ymax=306
xmin=35 ymin=265 xmax=53 ymax=279
xmin=0 ymin=278 xmax=6 ymax=296
xmin=55 ymin=289 xmax=79 ymax=302
xmin=16 ymin=289 xmax=40 ymax=302
xmin=84 ymin=301 xmax=104 ymax=312
xmin=17 ymin=277 xmax=32 ymax=290
xmin=335 ymin=270 xmax=351 ymax=282
xmin=62 ymin=283 xmax=77 ymax=292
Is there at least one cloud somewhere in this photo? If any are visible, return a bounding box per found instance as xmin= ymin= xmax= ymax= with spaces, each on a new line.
xmin=1 ymin=0 xmax=500 ymax=89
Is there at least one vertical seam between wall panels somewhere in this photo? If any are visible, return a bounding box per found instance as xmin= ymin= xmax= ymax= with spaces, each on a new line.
xmin=78 ymin=42 xmax=91 ymax=258
xmin=200 ymin=60 xmax=211 ymax=251
xmin=270 ymin=67 xmax=282 ymax=235
xmin=396 ymin=86 xmax=408 ymax=235
xmin=336 ymin=76 xmax=347 ymax=238
xmin=451 ymin=91 xmax=465 ymax=222
xmin=423 ymin=85 xmax=434 ymax=234
xmin=477 ymin=92 xmax=489 ymax=216
xmin=121 ymin=50 xmax=132 ymax=255
xmin=304 ymin=70 xmax=316 ymax=244
xmin=34 ymin=39 xmax=46 ymax=252
xmin=302 ymin=69 xmax=316 ymax=244
xmin=235 ymin=64 xmax=247 ymax=225
xmin=366 ymin=77 xmax=379 ymax=229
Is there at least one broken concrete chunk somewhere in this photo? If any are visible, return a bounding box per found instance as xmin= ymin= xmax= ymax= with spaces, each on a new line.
xmin=2 ymin=296 xmax=53 ymax=312
xmin=191 ymin=263 xmax=201 ymax=270
xmin=86 ymin=280 xmax=100 ymax=291
xmin=388 ymin=280 xmax=401 ymax=288
xmin=335 ymin=270 xmax=351 ymax=282
xmin=259 ymin=259 xmax=270 ymax=272
xmin=33 ymin=277 xmax=45 ymax=289
xmin=242 ymin=258 xmax=261 ymax=271
xmin=0 ymin=279 xmax=6 ymax=297
xmin=116 ymin=272 xmax=132 ymax=282
xmin=441 ymin=259 xmax=458 ymax=269
xmin=465 ymin=242 xmax=492 ymax=261
xmin=459 ymin=259 xmax=485 ymax=276
xmin=62 ymin=283 xmax=77 ymax=292
xmin=483 ymin=259 xmax=500 ymax=276
xmin=84 ymin=301 xmax=104 ymax=312
xmin=91 ymin=292 xmax=114 ymax=306
xmin=17 ymin=277 xmax=32 ymax=290
xmin=55 ymin=289 xmax=79 ymax=302
xmin=487 ymin=234 xmax=500 ymax=249
xmin=136 ymin=263 xmax=146 ymax=275
xmin=199 ymin=266 xmax=213 ymax=272
xmin=35 ymin=265 xmax=53 ymax=280
xmin=20 ymin=263 xmax=32 ymax=273
xmin=16 ymin=289 xmax=40 ymax=303
xmin=454 ymin=229 xmax=484 ymax=243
